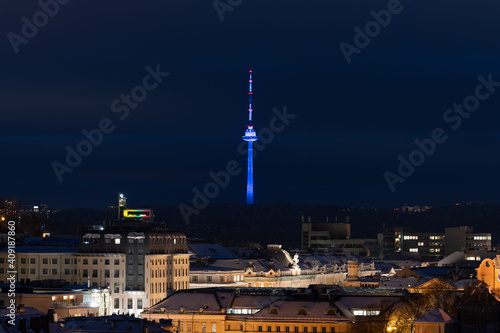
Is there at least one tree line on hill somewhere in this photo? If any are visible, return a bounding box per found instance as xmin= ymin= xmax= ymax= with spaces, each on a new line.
xmin=39 ymin=202 xmax=500 ymax=249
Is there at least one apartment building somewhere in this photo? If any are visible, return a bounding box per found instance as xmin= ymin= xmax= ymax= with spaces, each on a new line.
xmin=78 ymin=229 xmax=190 ymax=317
xmin=445 ymin=226 xmax=491 ymax=257
xmin=0 ymin=244 xmax=78 ymax=284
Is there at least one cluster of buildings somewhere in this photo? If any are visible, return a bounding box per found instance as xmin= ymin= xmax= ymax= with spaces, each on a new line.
xmin=301 ymin=218 xmax=493 ymax=262
xmin=0 ymin=195 xmax=189 ymax=318
xmin=1 ymin=197 xmax=500 ymax=332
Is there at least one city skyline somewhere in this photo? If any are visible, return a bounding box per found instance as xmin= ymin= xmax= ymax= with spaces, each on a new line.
xmin=2 ymin=1 xmax=500 ymax=210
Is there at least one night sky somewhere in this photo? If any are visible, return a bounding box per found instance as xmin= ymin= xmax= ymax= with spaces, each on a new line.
xmin=2 ymin=0 xmax=500 ymax=210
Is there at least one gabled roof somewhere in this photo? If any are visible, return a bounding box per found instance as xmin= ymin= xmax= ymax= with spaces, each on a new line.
xmin=378 ymin=277 xmax=419 ymax=289
xmin=438 ymin=251 xmax=466 ymax=266
xmin=415 ymin=277 xmax=455 ymax=290
xmin=252 ymin=299 xmax=347 ymax=320
xmin=0 ymin=245 xmax=78 ymax=254
xmin=230 ymin=295 xmax=280 ymax=310
xmin=148 ymin=289 xmax=226 ymax=313
xmin=415 ymin=308 xmax=458 ymax=323
xmin=189 ymin=243 xmax=238 ymax=259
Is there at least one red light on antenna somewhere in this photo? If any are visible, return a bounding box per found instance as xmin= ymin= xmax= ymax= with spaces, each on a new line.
xmin=249 ymin=70 xmax=252 ymax=73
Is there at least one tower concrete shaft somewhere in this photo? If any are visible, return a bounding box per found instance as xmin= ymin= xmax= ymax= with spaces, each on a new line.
xmin=242 ymin=70 xmax=257 ymax=204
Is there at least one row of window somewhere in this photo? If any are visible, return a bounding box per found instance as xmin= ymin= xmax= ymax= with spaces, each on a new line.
xmin=473 ymin=236 xmax=491 ymax=241
xmin=113 ymin=297 xmax=143 ymax=309
xmin=83 ymin=238 xmax=122 ymax=245
xmin=150 ymin=258 xmax=188 ymax=265
xmin=0 ymin=258 xmax=76 ymax=265
xmin=0 ymin=268 xmax=77 ymax=275
xmin=81 ymin=269 xmax=121 ymax=278
xmin=81 ymin=259 xmax=122 ymax=265
xmin=191 ymin=275 xmax=243 ymax=283
xmin=150 ymin=280 xmax=187 ymax=294
xmin=149 ymin=236 xmax=186 ymax=245
xmin=352 ymin=309 xmax=380 ymax=316
xmin=257 ymin=326 xmax=335 ymax=333
xmin=178 ymin=324 xmax=216 ymax=333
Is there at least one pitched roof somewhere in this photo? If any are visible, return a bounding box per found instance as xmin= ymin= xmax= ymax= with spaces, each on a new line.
xmin=415 ymin=308 xmax=458 ymax=323
xmin=252 ymin=299 xmax=346 ymax=320
xmin=189 ymin=243 xmax=238 ymax=259
xmin=148 ymin=289 xmax=225 ymax=313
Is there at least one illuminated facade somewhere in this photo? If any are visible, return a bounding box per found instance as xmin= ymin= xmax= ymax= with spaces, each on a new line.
xmin=142 ymin=287 xmax=404 ymax=333
xmin=445 ymin=226 xmax=491 ymax=257
xmin=476 ymin=255 xmax=500 ymax=293
xmin=0 ymin=246 xmax=78 ymax=284
xmin=79 ymin=230 xmax=190 ymax=317
xmin=378 ymin=228 xmax=446 ymax=259
xmin=242 ymin=70 xmax=257 ymax=204
xmin=0 ymin=288 xmax=109 ymax=320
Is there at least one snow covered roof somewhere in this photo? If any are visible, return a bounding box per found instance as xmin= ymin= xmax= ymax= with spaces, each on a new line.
xmin=63 ymin=315 xmax=169 ymax=332
xmin=148 ymin=290 xmax=225 ymax=313
xmin=0 ymin=245 xmax=78 ymax=254
xmin=189 ymin=243 xmax=238 ymax=259
xmin=230 ymin=295 xmax=279 ymax=309
xmin=0 ymin=307 xmax=67 ymax=333
xmin=378 ymin=277 xmax=419 ymax=289
xmin=252 ymin=300 xmax=346 ymax=320
xmin=190 ymin=259 xmax=249 ymax=271
xmin=334 ymin=296 xmax=401 ymax=319
xmin=415 ymin=308 xmax=458 ymax=323
xmin=438 ymin=251 xmax=466 ymax=266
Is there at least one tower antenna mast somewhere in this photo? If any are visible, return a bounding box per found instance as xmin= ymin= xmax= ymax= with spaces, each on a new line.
xmin=242 ymin=70 xmax=258 ymax=204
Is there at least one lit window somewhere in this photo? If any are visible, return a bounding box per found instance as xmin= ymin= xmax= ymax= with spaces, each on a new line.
xmin=115 ymin=239 xmax=120 ymax=244
xmin=409 ymin=248 xmax=418 ymax=252
xmin=418 ymin=242 xmax=424 ymax=246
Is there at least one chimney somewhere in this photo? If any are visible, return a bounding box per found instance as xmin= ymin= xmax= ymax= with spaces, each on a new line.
xmin=31 ymin=316 xmax=41 ymax=333
xmin=41 ymin=315 xmax=49 ymax=333
xmin=46 ymin=308 xmax=56 ymax=323
xmin=19 ymin=318 xmax=27 ymax=333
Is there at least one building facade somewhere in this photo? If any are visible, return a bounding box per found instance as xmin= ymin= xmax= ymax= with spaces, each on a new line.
xmin=142 ymin=286 xmax=403 ymax=333
xmin=0 ymin=245 xmax=78 ymax=284
xmin=78 ymin=230 xmax=190 ymax=317
xmin=445 ymin=226 xmax=491 ymax=257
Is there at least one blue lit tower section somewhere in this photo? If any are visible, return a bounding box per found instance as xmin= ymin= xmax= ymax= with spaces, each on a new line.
xmin=242 ymin=70 xmax=257 ymax=204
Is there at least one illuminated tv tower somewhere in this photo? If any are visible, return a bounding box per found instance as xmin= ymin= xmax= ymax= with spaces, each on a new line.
xmin=242 ymin=70 xmax=258 ymax=204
